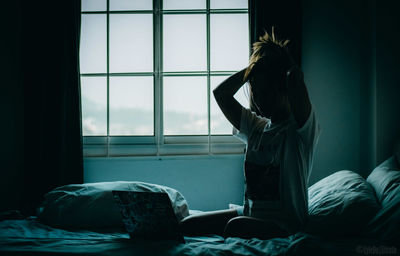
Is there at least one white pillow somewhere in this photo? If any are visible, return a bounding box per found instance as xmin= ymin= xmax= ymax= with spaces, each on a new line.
xmin=366 ymin=156 xmax=400 ymax=243
xmin=37 ymin=181 xmax=189 ymax=230
xmin=367 ymin=156 xmax=400 ymax=203
xmin=305 ymin=170 xmax=380 ymax=237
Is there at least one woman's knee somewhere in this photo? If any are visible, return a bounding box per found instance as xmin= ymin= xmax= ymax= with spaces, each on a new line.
xmin=223 ymin=216 xmax=290 ymax=239
xmin=179 ymin=209 xmax=238 ymax=236
xmin=223 ymin=216 xmax=251 ymax=238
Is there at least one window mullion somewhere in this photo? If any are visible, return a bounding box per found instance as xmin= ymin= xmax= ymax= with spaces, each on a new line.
xmin=154 ymin=0 xmax=163 ymax=156
xmin=106 ymin=0 xmax=110 ymax=157
xmin=206 ymin=0 xmax=211 ymax=154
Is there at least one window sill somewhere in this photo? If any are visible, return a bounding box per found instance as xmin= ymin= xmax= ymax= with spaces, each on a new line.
xmin=83 ymin=136 xmax=246 ymax=157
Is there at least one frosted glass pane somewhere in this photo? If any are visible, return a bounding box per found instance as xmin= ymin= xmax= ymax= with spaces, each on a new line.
xmin=210 ymin=76 xmax=249 ymax=134
xmin=110 ymin=77 xmax=154 ymax=135
xmin=211 ymin=0 xmax=247 ymax=9
xmin=82 ymin=0 xmax=106 ymax=11
xmin=164 ymin=77 xmax=207 ymax=135
xmin=164 ymin=15 xmax=206 ymax=72
xmin=164 ymin=0 xmax=205 ymax=10
xmin=235 ymin=82 xmax=250 ymax=108
xmin=80 ymin=15 xmax=107 ymax=73
xmin=211 ymin=14 xmax=249 ymax=71
xmin=81 ymin=77 xmax=107 ymax=136
xmin=110 ymin=14 xmax=153 ymax=73
xmin=110 ymin=0 xmax=152 ymax=10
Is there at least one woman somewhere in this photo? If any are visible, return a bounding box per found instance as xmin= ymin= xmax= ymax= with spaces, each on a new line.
xmin=180 ymin=29 xmax=320 ymax=239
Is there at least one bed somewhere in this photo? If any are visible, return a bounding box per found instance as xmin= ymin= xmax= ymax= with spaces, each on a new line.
xmin=1 ymin=154 xmax=399 ymax=256
xmin=0 ymin=215 xmax=386 ymax=256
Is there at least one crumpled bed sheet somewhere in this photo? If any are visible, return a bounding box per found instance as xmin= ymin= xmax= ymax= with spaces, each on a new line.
xmin=0 ymin=217 xmax=381 ymax=256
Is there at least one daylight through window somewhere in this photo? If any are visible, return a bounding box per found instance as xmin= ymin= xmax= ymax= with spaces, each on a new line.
xmin=80 ymin=0 xmax=249 ymax=156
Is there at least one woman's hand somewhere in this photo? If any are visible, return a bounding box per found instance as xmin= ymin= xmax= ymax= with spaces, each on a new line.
xmin=286 ymin=65 xmax=304 ymax=88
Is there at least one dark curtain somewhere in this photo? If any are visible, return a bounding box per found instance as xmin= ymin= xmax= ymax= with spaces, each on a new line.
xmin=249 ymin=0 xmax=302 ymax=65
xmin=248 ymin=0 xmax=302 ymax=114
xmin=22 ymin=0 xmax=83 ymax=215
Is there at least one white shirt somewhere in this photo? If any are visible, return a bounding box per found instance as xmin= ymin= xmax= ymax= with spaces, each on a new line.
xmin=234 ymin=105 xmax=321 ymax=233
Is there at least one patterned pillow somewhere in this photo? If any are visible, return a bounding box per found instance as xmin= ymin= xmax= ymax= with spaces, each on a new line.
xmin=37 ymin=181 xmax=189 ymax=230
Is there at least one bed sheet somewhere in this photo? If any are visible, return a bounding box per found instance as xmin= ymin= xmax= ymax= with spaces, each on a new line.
xmin=0 ymin=217 xmax=383 ymax=256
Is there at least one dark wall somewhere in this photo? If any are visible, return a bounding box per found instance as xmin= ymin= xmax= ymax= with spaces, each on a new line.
xmin=302 ymin=0 xmax=400 ymax=184
xmin=0 ymin=0 xmax=23 ymax=211
xmin=376 ymin=0 xmax=400 ymax=163
xmin=302 ymin=0 xmax=364 ymax=183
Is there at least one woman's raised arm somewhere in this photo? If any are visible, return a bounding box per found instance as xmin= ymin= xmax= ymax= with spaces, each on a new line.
xmin=213 ymin=68 xmax=247 ymax=130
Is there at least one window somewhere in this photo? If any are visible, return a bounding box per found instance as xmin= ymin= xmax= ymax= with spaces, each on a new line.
xmin=80 ymin=0 xmax=249 ymax=157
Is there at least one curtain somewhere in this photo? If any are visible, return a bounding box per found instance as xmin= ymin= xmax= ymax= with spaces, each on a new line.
xmin=23 ymin=0 xmax=83 ymax=215
xmin=249 ymin=0 xmax=302 ymax=64
xmin=248 ymin=0 xmax=302 ymax=114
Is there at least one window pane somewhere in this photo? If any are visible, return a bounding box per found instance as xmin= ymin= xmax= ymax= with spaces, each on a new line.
xmin=164 ymin=77 xmax=207 ymax=135
xmin=211 ymin=0 xmax=247 ymax=9
xmin=211 ymin=14 xmax=249 ymax=71
xmin=81 ymin=77 xmax=107 ymax=136
xmin=110 ymin=0 xmax=152 ymax=10
xmin=80 ymin=14 xmax=107 ymax=73
xmin=110 ymin=14 xmax=153 ymax=73
xmin=164 ymin=0 xmax=205 ymax=10
xmin=210 ymin=76 xmax=249 ymax=134
xmin=110 ymin=76 xmax=154 ymax=135
xmin=82 ymin=0 xmax=106 ymax=11
xmin=163 ymin=15 xmax=206 ymax=72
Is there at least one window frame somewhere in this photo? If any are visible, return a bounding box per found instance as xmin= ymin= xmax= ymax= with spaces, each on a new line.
xmin=81 ymin=0 xmax=249 ymax=157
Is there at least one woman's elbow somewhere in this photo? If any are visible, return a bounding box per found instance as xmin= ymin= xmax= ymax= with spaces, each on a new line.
xmin=213 ymin=88 xmax=222 ymax=101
